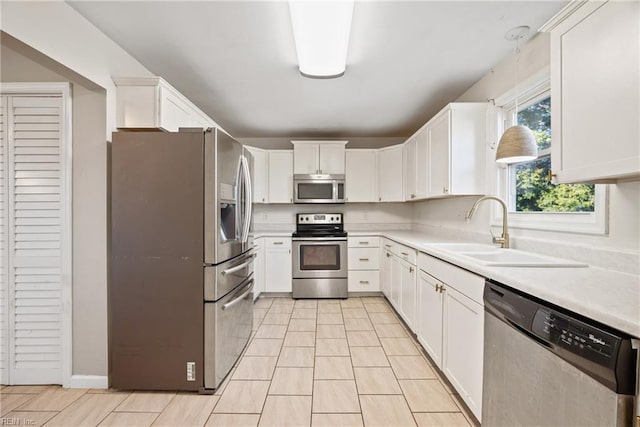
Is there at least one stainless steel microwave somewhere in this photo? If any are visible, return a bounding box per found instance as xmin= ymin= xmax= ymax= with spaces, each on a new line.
xmin=293 ymin=174 xmax=345 ymax=204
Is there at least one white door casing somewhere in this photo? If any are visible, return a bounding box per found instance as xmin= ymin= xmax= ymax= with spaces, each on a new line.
xmin=0 ymin=83 xmax=72 ymax=387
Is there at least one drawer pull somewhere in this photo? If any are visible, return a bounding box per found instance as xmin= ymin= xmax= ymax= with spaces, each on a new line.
xmin=273 ymin=242 xmax=284 ymax=245
xmin=401 ymin=252 xmax=409 ymax=256
xmin=359 ymin=241 xmax=369 ymax=245
xmin=359 ymin=280 xmax=370 ymax=284
xmin=384 ymin=244 xmax=391 ymax=248
xmin=359 ymin=258 xmax=369 ymax=261
xmin=386 ymin=253 xmax=390 ymax=258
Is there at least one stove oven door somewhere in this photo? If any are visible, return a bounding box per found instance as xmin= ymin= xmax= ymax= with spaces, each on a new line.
xmin=292 ymin=238 xmax=348 ymax=279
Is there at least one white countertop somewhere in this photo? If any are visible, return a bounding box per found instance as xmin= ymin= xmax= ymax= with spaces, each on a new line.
xmin=346 ymin=230 xmax=640 ymax=338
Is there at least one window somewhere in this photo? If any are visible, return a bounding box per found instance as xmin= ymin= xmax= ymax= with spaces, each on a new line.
xmin=494 ymin=76 xmax=607 ymax=234
xmin=506 ymin=94 xmax=595 ymax=213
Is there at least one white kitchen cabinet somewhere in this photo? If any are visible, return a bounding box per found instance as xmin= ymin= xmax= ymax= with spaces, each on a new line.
xmin=443 ymin=286 xmax=484 ymax=420
xmin=264 ymin=238 xmax=292 ymax=292
xmin=381 ymin=246 xmax=392 ymax=298
xmin=377 ymin=144 xmax=404 ymax=202
xmin=389 ymin=254 xmax=402 ymax=309
xmin=403 ymin=137 xmax=416 ymax=201
xmin=404 ymin=127 xmax=429 ymax=201
xmin=427 ymin=103 xmax=486 ymax=198
xmin=292 ymin=141 xmax=347 ymax=175
xmin=112 ymin=77 xmax=220 ymax=131
xmin=398 ymin=257 xmax=416 ymax=329
xmin=348 ymin=237 xmax=380 ymax=293
xmin=416 ymin=251 xmax=484 ymax=421
xmin=345 ymin=150 xmax=378 ymax=202
xmin=268 ymin=150 xmax=293 ymax=203
xmin=417 ymin=270 xmax=444 ymax=368
xmin=549 ymin=0 xmax=639 ymax=183
xmin=246 ymin=146 xmax=268 ymax=204
xmin=253 ymin=238 xmax=265 ymax=301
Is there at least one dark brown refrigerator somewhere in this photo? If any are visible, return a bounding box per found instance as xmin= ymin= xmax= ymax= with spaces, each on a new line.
xmin=110 ymin=128 xmax=254 ymax=392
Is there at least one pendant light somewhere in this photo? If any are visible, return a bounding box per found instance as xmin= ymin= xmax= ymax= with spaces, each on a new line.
xmin=495 ymin=26 xmax=538 ymax=164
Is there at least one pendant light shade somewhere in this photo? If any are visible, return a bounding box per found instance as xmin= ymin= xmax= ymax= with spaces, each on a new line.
xmin=495 ymin=125 xmax=538 ymax=163
xmin=495 ymin=26 xmax=539 ymax=164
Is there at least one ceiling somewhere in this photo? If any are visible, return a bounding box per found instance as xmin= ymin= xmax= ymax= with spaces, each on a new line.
xmin=68 ymin=1 xmax=566 ymax=138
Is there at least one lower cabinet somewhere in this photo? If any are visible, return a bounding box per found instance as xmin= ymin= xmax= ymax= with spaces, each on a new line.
xmin=348 ymin=236 xmax=381 ymax=292
xmin=264 ymin=237 xmax=292 ymax=292
xmin=416 ymin=252 xmax=485 ymax=421
xmin=381 ymin=246 xmax=392 ymax=298
xmin=416 ymin=271 xmax=443 ymax=368
xmin=253 ymin=238 xmax=265 ymax=301
xmin=443 ymin=286 xmax=484 ymax=420
xmin=399 ymin=258 xmax=416 ymax=330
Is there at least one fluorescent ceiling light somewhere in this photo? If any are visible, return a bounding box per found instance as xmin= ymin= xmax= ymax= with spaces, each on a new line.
xmin=288 ymin=0 xmax=354 ymax=78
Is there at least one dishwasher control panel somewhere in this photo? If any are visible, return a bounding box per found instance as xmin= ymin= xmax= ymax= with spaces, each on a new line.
xmin=532 ymin=308 xmax=620 ymax=366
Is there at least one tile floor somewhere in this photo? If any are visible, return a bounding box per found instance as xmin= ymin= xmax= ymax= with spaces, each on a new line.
xmin=0 ymin=296 xmax=478 ymax=426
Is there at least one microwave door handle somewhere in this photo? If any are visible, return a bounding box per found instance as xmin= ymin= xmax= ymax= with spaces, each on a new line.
xmin=333 ymin=181 xmax=338 ymax=201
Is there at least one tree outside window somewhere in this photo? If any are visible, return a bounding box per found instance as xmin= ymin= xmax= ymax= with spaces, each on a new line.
xmin=508 ymin=96 xmax=595 ymax=213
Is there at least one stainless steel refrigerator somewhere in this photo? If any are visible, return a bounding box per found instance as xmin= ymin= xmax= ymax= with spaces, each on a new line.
xmin=110 ymin=128 xmax=254 ymax=392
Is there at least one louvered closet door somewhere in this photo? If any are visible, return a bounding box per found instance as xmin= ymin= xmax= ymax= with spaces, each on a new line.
xmin=0 ymin=97 xmax=8 ymax=384
xmin=6 ymin=95 xmax=64 ymax=384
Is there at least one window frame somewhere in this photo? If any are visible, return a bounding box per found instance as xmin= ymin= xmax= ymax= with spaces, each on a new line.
xmin=491 ymin=71 xmax=608 ymax=235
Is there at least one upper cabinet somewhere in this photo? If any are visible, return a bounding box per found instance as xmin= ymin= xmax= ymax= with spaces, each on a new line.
xmin=245 ymin=146 xmax=269 ymax=204
xmin=345 ymin=149 xmax=378 ymax=203
xmin=427 ymin=103 xmax=486 ymax=198
xmin=268 ymin=150 xmax=294 ymax=203
xmin=113 ymin=77 xmax=220 ymax=132
xmin=404 ymin=127 xmax=429 ymax=201
xmin=549 ymin=0 xmax=639 ymax=183
xmin=292 ymin=141 xmax=347 ymax=175
xmin=378 ymin=144 xmax=404 ymax=202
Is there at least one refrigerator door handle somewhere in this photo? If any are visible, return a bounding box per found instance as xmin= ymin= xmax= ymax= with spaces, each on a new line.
xmin=222 ymin=279 xmax=254 ymax=310
xmin=234 ymin=157 xmax=243 ymax=240
xmin=221 ymin=254 xmax=256 ymax=276
xmin=241 ymin=155 xmax=252 ymax=243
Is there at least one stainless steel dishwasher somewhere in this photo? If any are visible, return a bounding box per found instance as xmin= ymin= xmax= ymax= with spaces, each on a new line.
xmin=483 ymin=280 xmax=637 ymax=427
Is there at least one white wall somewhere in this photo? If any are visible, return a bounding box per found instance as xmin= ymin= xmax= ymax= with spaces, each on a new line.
xmin=413 ymin=32 xmax=640 ymax=271
xmin=0 ymin=1 xmax=153 ymax=140
xmin=254 ymin=203 xmax=412 ymax=232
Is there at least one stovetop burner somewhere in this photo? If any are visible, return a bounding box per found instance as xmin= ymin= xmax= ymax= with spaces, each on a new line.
xmin=293 ymin=213 xmax=346 ymax=239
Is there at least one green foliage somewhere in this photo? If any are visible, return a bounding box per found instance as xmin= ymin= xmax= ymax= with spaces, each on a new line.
xmin=518 ymin=97 xmax=551 ymax=150
xmin=515 ymin=156 xmax=594 ymax=212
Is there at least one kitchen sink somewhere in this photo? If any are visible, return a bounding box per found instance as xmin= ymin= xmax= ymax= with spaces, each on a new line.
xmin=423 ymin=243 xmax=587 ymax=268
xmin=459 ymin=249 xmax=587 ymax=268
xmin=424 ymin=242 xmax=500 ymax=253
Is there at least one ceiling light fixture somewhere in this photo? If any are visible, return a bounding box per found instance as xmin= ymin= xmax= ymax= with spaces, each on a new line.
xmin=495 ymin=26 xmax=538 ymax=164
xmin=288 ymin=0 xmax=354 ymax=79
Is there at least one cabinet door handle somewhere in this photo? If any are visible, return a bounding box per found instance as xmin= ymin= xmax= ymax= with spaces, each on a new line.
xmin=409 ymin=266 xmax=414 ymax=273
xmin=359 ymin=258 xmax=369 ymax=262
xmin=378 ymin=197 xmax=382 ymax=201
xmin=262 ymin=198 xmax=265 ymax=202
xmin=411 ymin=194 xmax=415 ymax=198
xmin=384 ymin=244 xmax=391 ymax=248
xmin=359 ymin=280 xmax=369 ymax=284
xmin=386 ymin=253 xmax=390 ymax=258
xmin=435 ymin=284 xmax=441 ymax=292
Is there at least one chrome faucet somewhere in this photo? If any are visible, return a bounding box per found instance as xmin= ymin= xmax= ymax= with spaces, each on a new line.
xmin=466 ymin=196 xmax=510 ymax=249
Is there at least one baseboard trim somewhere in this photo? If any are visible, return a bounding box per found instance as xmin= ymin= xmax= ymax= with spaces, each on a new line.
xmin=69 ymin=375 xmax=108 ymax=389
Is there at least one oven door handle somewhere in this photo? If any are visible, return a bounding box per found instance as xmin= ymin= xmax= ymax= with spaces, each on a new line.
xmin=292 ymin=237 xmax=347 ymax=242
xmin=221 ymin=255 xmax=256 ymax=275
xmin=222 ymin=280 xmax=254 ymax=311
